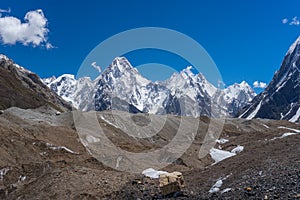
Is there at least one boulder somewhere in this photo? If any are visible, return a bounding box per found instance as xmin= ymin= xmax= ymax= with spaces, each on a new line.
xmin=159 ymin=171 xmax=184 ymax=196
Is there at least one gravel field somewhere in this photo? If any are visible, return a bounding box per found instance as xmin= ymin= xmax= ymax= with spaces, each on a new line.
xmin=0 ymin=107 xmax=299 ymax=199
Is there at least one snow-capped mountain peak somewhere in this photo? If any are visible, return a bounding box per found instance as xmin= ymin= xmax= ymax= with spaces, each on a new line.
xmin=211 ymin=81 xmax=256 ymax=117
xmin=102 ymin=56 xmax=150 ymax=86
xmin=165 ymin=68 xmax=199 ymax=99
xmin=224 ymin=81 xmax=256 ymax=101
xmin=42 ymin=76 xmax=56 ymax=85
xmin=240 ymin=35 xmax=300 ymax=122
xmin=110 ymin=57 xmax=133 ymax=73
xmin=45 ymin=74 xmax=76 ymax=100
xmin=239 ymin=80 xmax=250 ymax=87
xmin=45 ymin=56 xmax=255 ymax=117
xmin=0 ymin=54 xmax=9 ymax=61
xmin=54 ymin=74 xmax=75 ymax=82
xmin=43 ymin=74 xmax=95 ymax=111
xmin=181 ymin=66 xmax=196 ymax=79
xmin=286 ymin=35 xmax=300 ymax=55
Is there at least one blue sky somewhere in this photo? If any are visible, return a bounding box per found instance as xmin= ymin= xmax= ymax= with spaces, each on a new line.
xmin=0 ymin=0 xmax=300 ymax=93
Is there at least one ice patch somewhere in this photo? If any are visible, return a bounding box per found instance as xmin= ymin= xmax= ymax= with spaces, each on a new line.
xmin=270 ymin=132 xmax=297 ymax=141
xmin=231 ymin=145 xmax=244 ymax=154
xmin=209 ymin=179 xmax=222 ymax=193
xmin=216 ymin=138 xmax=229 ymax=144
xmin=208 ymin=174 xmax=231 ymax=194
xmin=221 ymin=188 xmax=232 ymax=194
xmin=18 ymin=175 xmax=26 ymax=182
xmin=210 ymin=148 xmax=236 ymax=164
xmin=100 ymin=115 xmax=119 ymax=129
xmin=0 ymin=167 xmax=10 ymax=180
xmin=278 ymin=126 xmax=300 ymax=133
xmin=142 ymin=168 xmax=168 ymax=179
xmin=210 ymin=145 xmax=244 ymax=164
xmin=46 ymin=143 xmax=79 ymax=154
xmin=263 ymin=124 xmax=269 ymax=129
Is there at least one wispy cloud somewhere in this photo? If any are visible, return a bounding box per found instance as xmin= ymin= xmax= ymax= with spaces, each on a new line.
xmin=289 ymin=16 xmax=300 ymax=26
xmin=0 ymin=8 xmax=11 ymax=17
xmin=46 ymin=42 xmax=55 ymax=50
xmin=282 ymin=18 xmax=288 ymax=24
xmin=91 ymin=62 xmax=102 ymax=73
xmin=0 ymin=9 xmax=54 ymax=48
xmin=282 ymin=16 xmax=300 ymax=26
xmin=253 ymin=81 xmax=267 ymax=89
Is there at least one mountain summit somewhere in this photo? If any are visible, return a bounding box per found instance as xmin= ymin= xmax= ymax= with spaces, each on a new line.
xmin=239 ymin=36 xmax=300 ymax=122
xmin=44 ymin=57 xmax=255 ymax=117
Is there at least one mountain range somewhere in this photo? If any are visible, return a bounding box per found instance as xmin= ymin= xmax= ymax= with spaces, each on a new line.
xmin=1 ymin=35 xmax=300 ymax=122
xmin=43 ymin=57 xmax=256 ymax=118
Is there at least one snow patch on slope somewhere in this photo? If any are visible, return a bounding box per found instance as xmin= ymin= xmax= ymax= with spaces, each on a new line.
xmin=270 ymin=132 xmax=298 ymax=141
xmin=210 ymin=145 xmax=244 ymax=164
xmin=0 ymin=54 xmax=9 ymax=61
xmin=209 ymin=179 xmax=223 ymax=193
xmin=46 ymin=143 xmax=78 ymax=154
xmin=289 ymin=107 xmax=300 ymax=122
xmin=208 ymin=174 xmax=231 ymax=194
xmin=278 ymin=126 xmax=300 ymax=133
xmin=142 ymin=168 xmax=168 ymax=179
xmin=209 ymin=148 xmax=236 ymax=164
xmin=246 ymin=101 xmax=262 ymax=119
xmin=216 ymin=138 xmax=229 ymax=144
xmin=231 ymin=145 xmax=244 ymax=154
xmin=99 ymin=115 xmax=119 ymax=129
xmin=0 ymin=167 xmax=10 ymax=180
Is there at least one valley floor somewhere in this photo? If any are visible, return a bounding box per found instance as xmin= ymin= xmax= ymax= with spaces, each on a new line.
xmin=0 ymin=107 xmax=299 ymax=199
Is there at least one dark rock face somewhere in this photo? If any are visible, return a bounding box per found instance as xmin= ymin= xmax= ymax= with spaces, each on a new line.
xmin=239 ymin=36 xmax=300 ymax=122
xmin=0 ymin=55 xmax=72 ymax=112
xmin=92 ymin=58 xmax=255 ymax=118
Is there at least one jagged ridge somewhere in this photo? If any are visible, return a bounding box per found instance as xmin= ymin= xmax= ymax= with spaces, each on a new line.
xmin=44 ymin=57 xmax=255 ymax=117
xmin=0 ymin=54 xmax=72 ymax=112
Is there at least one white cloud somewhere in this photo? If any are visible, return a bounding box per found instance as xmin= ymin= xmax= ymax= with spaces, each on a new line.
xmin=253 ymin=81 xmax=267 ymax=89
xmin=0 ymin=8 xmax=11 ymax=17
xmin=91 ymin=62 xmax=102 ymax=73
xmin=0 ymin=9 xmax=53 ymax=48
xmin=282 ymin=16 xmax=300 ymax=26
xmin=46 ymin=42 xmax=55 ymax=49
xmin=289 ymin=16 xmax=300 ymax=26
xmin=282 ymin=18 xmax=288 ymax=24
